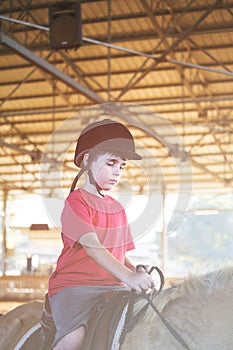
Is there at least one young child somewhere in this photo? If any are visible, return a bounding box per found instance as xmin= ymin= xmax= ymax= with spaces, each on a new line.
xmin=48 ymin=119 xmax=155 ymax=350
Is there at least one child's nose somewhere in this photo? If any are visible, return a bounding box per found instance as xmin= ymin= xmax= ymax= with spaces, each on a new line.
xmin=113 ymin=165 xmax=121 ymax=175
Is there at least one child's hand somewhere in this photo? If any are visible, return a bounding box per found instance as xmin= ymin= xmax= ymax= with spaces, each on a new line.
xmin=125 ymin=271 xmax=155 ymax=292
xmin=136 ymin=264 xmax=151 ymax=273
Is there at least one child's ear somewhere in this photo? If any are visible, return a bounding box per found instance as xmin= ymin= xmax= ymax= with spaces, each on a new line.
xmin=83 ymin=153 xmax=89 ymax=167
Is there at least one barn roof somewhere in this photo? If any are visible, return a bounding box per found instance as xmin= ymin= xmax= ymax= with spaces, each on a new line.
xmin=1 ymin=0 xmax=233 ymax=199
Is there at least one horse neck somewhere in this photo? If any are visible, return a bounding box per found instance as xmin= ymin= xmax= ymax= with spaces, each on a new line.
xmin=122 ymin=285 xmax=233 ymax=350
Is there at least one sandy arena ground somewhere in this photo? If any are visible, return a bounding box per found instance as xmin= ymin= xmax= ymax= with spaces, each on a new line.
xmin=0 ymin=300 xmax=37 ymax=314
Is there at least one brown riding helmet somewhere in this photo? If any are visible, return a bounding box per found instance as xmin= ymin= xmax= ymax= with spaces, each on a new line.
xmin=74 ymin=119 xmax=142 ymax=167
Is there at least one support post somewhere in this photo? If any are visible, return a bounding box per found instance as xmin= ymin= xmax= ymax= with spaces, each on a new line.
xmin=161 ymin=183 xmax=166 ymax=272
xmin=1 ymin=189 xmax=8 ymax=275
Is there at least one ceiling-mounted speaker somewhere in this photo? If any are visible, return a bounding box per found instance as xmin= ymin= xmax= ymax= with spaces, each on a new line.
xmin=49 ymin=1 xmax=82 ymax=50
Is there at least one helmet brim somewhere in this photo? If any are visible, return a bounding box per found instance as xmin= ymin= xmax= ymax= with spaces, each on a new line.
xmin=75 ymin=148 xmax=142 ymax=167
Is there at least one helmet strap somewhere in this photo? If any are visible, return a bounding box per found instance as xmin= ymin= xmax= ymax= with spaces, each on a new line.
xmin=87 ymin=164 xmax=104 ymax=198
xmin=70 ymin=155 xmax=104 ymax=197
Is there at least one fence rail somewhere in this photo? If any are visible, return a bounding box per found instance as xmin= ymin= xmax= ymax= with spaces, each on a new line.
xmin=0 ymin=275 xmax=48 ymax=300
xmin=0 ymin=275 xmax=183 ymax=301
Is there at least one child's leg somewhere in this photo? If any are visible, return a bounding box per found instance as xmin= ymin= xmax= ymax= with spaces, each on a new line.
xmin=53 ymin=325 xmax=85 ymax=350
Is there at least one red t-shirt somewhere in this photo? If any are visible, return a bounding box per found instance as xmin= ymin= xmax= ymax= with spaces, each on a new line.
xmin=48 ymin=188 xmax=135 ymax=296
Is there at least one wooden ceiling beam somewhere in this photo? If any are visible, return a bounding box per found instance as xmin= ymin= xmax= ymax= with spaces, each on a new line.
xmin=0 ymin=24 xmax=105 ymax=104
xmin=114 ymin=0 xmax=222 ymax=101
xmin=0 ymin=1 xmax=230 ymax=17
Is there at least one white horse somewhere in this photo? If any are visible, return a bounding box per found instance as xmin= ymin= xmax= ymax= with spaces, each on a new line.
xmin=1 ymin=266 xmax=233 ymax=350
xmin=122 ymin=266 xmax=233 ymax=350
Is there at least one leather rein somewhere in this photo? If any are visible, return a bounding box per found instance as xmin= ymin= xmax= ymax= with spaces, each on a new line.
xmin=120 ymin=266 xmax=191 ymax=350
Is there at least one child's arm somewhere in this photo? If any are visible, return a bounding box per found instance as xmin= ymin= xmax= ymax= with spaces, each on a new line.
xmin=79 ymin=232 xmax=154 ymax=292
xmin=125 ymin=256 xmax=136 ymax=271
xmin=125 ymin=257 xmax=151 ymax=274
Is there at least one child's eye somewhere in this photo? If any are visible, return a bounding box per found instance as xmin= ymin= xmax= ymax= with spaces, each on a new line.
xmin=106 ymin=160 xmax=126 ymax=170
xmin=106 ymin=161 xmax=114 ymax=166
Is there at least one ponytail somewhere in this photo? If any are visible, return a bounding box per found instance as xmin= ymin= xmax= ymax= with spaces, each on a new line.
xmin=69 ymin=168 xmax=85 ymax=193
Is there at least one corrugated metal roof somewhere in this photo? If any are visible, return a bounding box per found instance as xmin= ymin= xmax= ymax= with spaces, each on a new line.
xmin=0 ymin=0 xmax=233 ymax=198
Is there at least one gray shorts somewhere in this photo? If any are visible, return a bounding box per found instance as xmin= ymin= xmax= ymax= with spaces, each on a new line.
xmin=49 ymin=285 xmax=129 ymax=347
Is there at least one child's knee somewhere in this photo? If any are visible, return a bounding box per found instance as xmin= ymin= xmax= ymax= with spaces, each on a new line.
xmin=54 ymin=326 xmax=86 ymax=350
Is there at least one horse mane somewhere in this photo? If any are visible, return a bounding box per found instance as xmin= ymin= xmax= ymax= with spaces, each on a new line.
xmin=134 ymin=266 xmax=233 ymax=321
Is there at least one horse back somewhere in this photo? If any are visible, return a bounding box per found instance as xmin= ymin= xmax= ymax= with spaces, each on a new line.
xmin=0 ymin=301 xmax=43 ymax=350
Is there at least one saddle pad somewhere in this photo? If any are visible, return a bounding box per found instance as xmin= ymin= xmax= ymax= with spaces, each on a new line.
xmin=82 ymin=290 xmax=131 ymax=350
xmin=110 ymin=302 xmax=129 ymax=350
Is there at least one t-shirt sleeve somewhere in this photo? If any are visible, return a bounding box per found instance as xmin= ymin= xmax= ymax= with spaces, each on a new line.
xmin=126 ymin=227 xmax=135 ymax=251
xmin=61 ymin=191 xmax=95 ymax=245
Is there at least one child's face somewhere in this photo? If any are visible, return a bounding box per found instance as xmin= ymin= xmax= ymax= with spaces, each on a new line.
xmin=90 ymin=153 xmax=126 ymax=191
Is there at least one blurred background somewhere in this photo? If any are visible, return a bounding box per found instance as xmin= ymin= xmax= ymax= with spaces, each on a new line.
xmin=1 ymin=0 xmax=233 ymax=312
